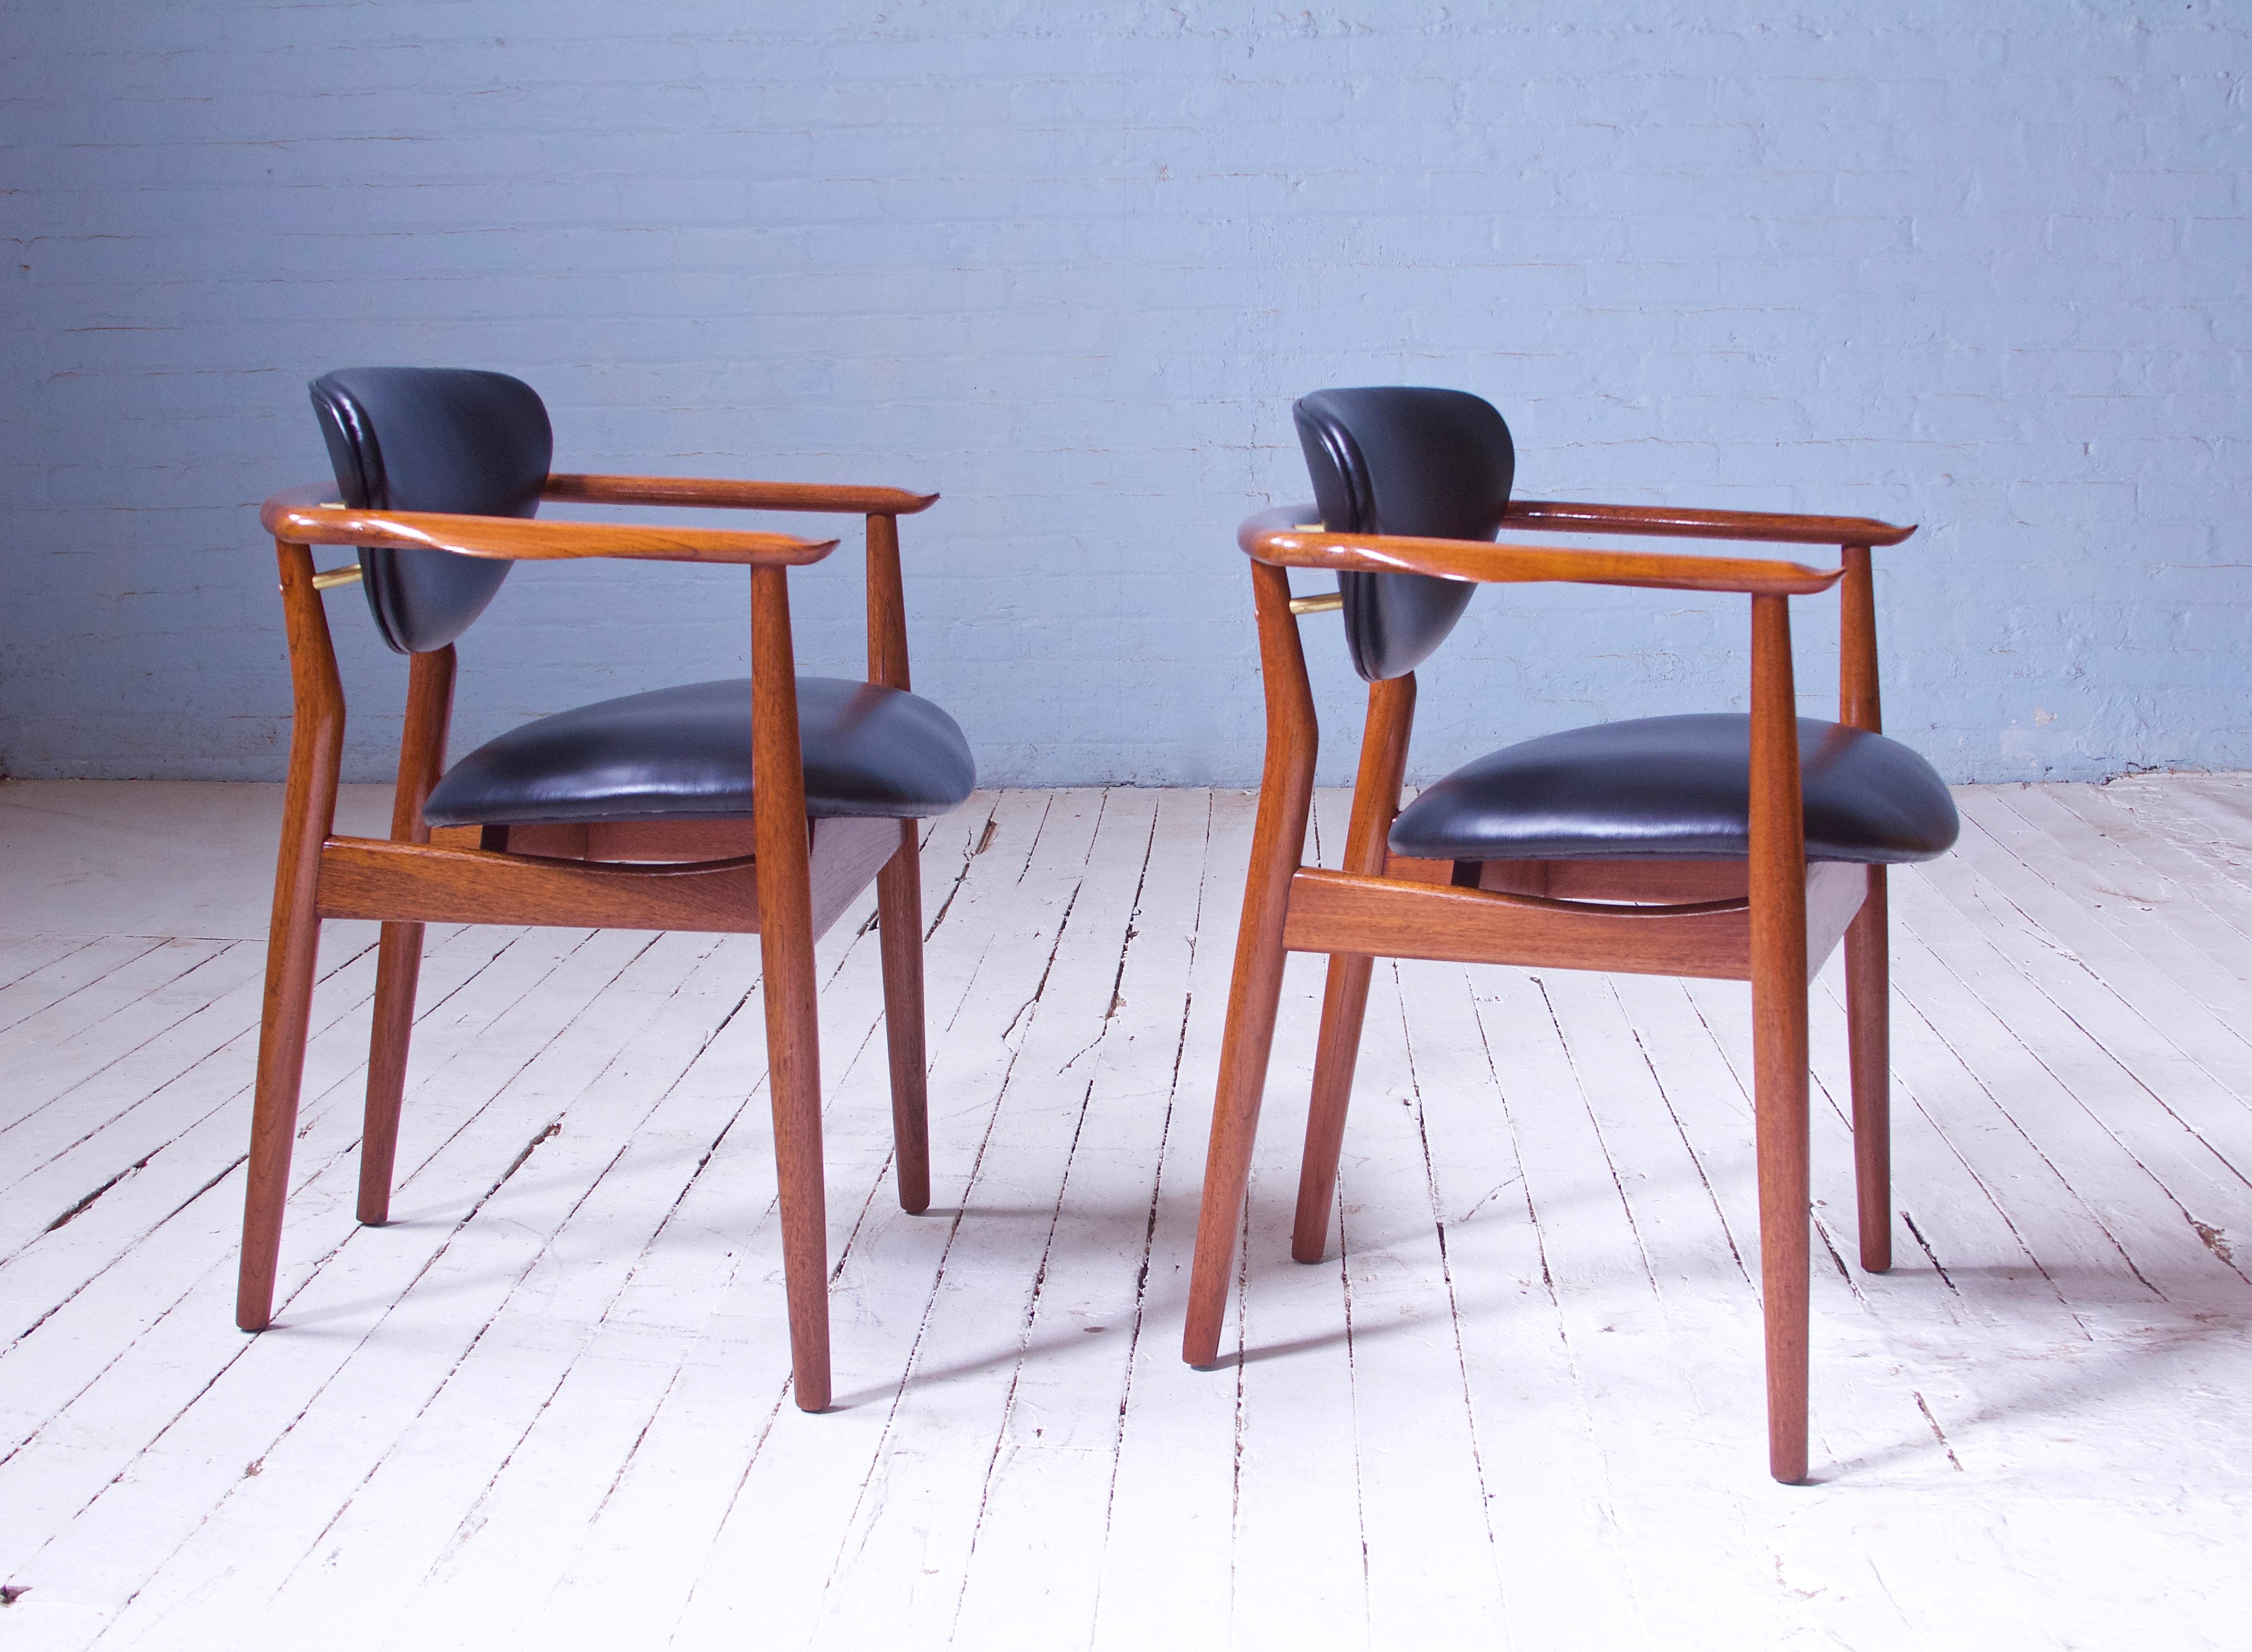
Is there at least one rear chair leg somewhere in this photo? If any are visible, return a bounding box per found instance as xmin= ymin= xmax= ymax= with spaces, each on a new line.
xmin=1292 ymin=952 xmax=1375 ymax=1262
xmin=1294 ymin=673 xmax=1414 ymax=1267
xmin=357 ymin=920 xmax=423 ymax=1224
xmin=1844 ymin=866 xmax=1892 ymax=1272
xmin=876 ymin=821 xmax=932 ymax=1215
xmin=357 ymin=644 xmax=454 ymax=1227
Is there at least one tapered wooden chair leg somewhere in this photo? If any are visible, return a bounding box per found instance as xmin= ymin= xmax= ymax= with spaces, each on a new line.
xmin=1843 ymin=866 xmax=1891 ymax=1273
xmin=1292 ymin=952 xmax=1375 ymax=1262
xmin=357 ymin=644 xmax=453 ymax=1227
xmin=1183 ymin=912 xmax=1293 ymax=1368
xmin=238 ymin=906 xmax=324 ymax=1331
xmin=240 ymin=539 xmax=344 ymax=1334
xmin=757 ymin=839 xmax=831 ymax=1410
xmin=1749 ymin=591 xmax=1812 ymax=1484
xmin=1751 ymin=964 xmax=1812 ymax=1485
xmin=764 ymin=937 xmax=831 ymax=1412
xmin=357 ymin=920 xmax=423 ymax=1224
xmin=751 ymin=565 xmax=832 ymax=1411
xmin=1184 ymin=558 xmax=1318 ymax=1370
xmin=876 ymin=822 xmax=931 ymax=1216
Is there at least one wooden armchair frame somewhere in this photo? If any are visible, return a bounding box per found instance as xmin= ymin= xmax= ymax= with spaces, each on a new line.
xmin=244 ymin=475 xmax=941 ymax=1412
xmin=1183 ymin=498 xmax=1917 ymax=1484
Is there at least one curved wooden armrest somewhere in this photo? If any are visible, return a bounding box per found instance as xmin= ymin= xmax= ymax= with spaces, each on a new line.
xmin=1239 ymin=510 xmax=1842 ymax=597
xmin=262 ymin=485 xmax=836 ymax=567
xmin=1504 ymin=498 xmax=1915 ymax=548
xmin=543 ymin=473 xmax=938 ymax=516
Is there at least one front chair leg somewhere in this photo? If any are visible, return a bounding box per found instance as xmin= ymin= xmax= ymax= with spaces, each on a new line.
xmin=751 ymin=565 xmax=832 ymax=1411
xmin=1184 ymin=557 xmax=1318 ymax=1370
xmin=1182 ymin=888 xmax=1295 ymax=1368
xmin=876 ymin=820 xmax=931 ymax=1216
xmin=238 ymin=899 xmax=324 ymax=1331
xmin=240 ymin=538 xmax=344 ymax=1333
xmin=1291 ymin=952 xmax=1375 ymax=1262
xmin=1844 ymin=865 xmax=1892 ymax=1272
xmin=1751 ymin=957 xmax=1812 ymax=1485
xmin=1748 ymin=591 xmax=1812 ymax=1484
xmin=761 ymin=863 xmax=831 ymax=1411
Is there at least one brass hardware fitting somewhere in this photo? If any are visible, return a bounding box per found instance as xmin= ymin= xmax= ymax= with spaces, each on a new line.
xmin=1288 ymin=590 xmax=1344 ymax=618
xmin=311 ymin=564 xmax=364 ymax=591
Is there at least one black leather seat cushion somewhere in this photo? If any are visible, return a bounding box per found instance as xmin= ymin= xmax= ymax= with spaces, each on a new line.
xmin=1389 ymin=713 xmax=1960 ymax=864
xmin=423 ymin=676 xmax=977 ymax=828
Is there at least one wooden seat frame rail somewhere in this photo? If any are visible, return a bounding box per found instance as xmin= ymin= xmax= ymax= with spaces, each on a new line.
xmin=1182 ymin=499 xmax=1917 ymax=1484
xmin=242 ymin=476 xmax=941 ymax=1413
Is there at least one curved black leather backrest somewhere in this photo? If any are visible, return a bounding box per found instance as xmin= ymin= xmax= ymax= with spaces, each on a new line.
xmin=1293 ymin=387 xmax=1514 ymax=681
xmin=309 ymin=368 xmax=551 ymax=654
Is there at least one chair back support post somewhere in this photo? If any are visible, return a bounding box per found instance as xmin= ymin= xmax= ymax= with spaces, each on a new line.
xmin=1839 ymin=545 xmax=1882 ymax=734
xmin=866 ymin=513 xmax=911 ymax=689
xmin=1747 ymin=590 xmax=1812 ymax=1483
xmin=392 ymin=646 xmax=458 ymax=841
xmin=862 ymin=508 xmax=936 ymax=1212
xmin=749 ymin=564 xmax=834 ymax=1407
xmin=1290 ymin=671 xmax=1418 ymax=1261
xmin=1183 ymin=559 xmax=1322 ymax=1365
xmin=238 ymin=537 xmax=348 ymax=1328
xmin=1837 ymin=541 xmax=1895 ymax=1273
xmin=1342 ymin=675 xmax=1417 ymax=875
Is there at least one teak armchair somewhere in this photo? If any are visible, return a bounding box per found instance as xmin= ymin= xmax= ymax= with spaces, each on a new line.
xmin=242 ymin=368 xmax=976 ymax=1411
xmin=1183 ymin=388 xmax=1959 ymax=1482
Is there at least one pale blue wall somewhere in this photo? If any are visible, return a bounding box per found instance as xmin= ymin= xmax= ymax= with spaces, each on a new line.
xmin=4 ymin=2 xmax=2248 ymax=786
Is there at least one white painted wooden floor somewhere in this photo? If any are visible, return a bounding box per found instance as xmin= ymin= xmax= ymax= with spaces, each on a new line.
xmin=2 ymin=776 xmax=2249 ymax=1650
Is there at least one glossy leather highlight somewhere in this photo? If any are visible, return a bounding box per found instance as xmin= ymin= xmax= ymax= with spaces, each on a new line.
xmin=1388 ymin=712 xmax=1961 ymax=864
xmin=1294 ymin=387 xmax=1514 ymax=681
xmin=423 ymin=676 xmax=978 ymax=829
xmin=310 ymin=368 xmax=550 ymax=654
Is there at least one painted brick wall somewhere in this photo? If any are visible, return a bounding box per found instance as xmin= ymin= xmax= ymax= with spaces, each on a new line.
xmin=4 ymin=2 xmax=2248 ymax=786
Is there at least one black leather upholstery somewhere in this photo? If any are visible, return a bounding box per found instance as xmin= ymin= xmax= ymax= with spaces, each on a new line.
xmin=423 ymin=676 xmax=978 ymax=829
xmin=1294 ymin=388 xmax=1514 ymax=681
xmin=310 ymin=368 xmax=550 ymax=654
xmin=1388 ymin=713 xmax=1960 ymax=864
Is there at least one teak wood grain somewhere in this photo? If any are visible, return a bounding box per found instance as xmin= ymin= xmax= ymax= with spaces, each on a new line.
xmin=543 ymin=472 xmax=937 ymax=516
xmin=358 ymin=643 xmax=454 ymax=1226
xmin=236 ymin=537 xmax=347 ymax=1333
xmin=865 ymin=509 xmax=933 ymax=1213
xmin=1182 ymin=559 xmax=1319 ymax=1370
xmin=1503 ymin=497 xmax=1916 ymax=547
xmin=1748 ymin=593 xmax=1812 ymax=1484
xmin=1840 ymin=543 xmax=1894 ymax=1271
xmin=261 ymin=484 xmax=836 ymax=567
xmin=483 ymin=818 xmax=758 ymax=864
xmin=750 ymin=564 xmax=832 ymax=1410
xmin=1292 ymin=674 xmax=1417 ymax=1264
xmin=1236 ymin=505 xmax=1847 ymax=597
xmin=1185 ymin=496 xmax=1918 ymax=1485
